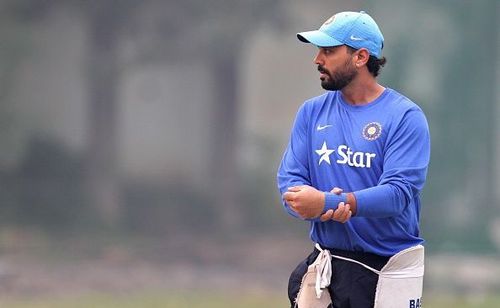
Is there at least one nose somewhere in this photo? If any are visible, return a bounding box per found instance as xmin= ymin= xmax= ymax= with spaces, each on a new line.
xmin=314 ymin=50 xmax=323 ymax=65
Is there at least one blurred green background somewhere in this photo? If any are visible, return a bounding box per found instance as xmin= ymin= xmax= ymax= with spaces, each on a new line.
xmin=0 ymin=0 xmax=498 ymax=307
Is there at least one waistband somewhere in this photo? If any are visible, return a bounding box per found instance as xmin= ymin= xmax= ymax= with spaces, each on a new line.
xmin=316 ymin=244 xmax=390 ymax=271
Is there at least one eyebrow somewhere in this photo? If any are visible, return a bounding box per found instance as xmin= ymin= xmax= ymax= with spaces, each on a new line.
xmin=319 ymin=45 xmax=343 ymax=51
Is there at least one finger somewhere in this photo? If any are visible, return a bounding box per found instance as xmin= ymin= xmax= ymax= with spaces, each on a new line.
xmin=338 ymin=204 xmax=351 ymax=222
xmin=332 ymin=202 xmax=345 ymax=220
xmin=287 ymin=186 xmax=302 ymax=192
xmin=320 ymin=209 xmax=334 ymax=222
xmin=285 ymin=198 xmax=297 ymax=210
xmin=342 ymin=210 xmax=352 ymax=223
xmin=330 ymin=187 xmax=343 ymax=194
xmin=282 ymin=192 xmax=294 ymax=201
xmin=339 ymin=209 xmax=352 ymax=223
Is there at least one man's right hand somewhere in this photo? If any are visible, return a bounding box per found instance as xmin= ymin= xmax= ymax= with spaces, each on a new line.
xmin=283 ymin=185 xmax=325 ymax=219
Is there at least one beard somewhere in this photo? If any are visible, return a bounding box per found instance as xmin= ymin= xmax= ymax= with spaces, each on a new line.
xmin=318 ymin=60 xmax=357 ymax=91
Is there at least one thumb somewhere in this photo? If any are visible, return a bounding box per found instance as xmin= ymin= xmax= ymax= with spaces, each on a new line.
xmin=320 ymin=209 xmax=334 ymax=222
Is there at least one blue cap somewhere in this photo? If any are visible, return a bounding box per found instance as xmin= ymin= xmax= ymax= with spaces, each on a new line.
xmin=297 ymin=11 xmax=384 ymax=58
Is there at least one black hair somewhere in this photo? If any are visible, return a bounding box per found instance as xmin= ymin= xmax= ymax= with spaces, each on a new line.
xmin=366 ymin=55 xmax=386 ymax=77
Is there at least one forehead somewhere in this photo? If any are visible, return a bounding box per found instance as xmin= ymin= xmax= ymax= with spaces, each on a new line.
xmin=318 ymin=45 xmax=349 ymax=53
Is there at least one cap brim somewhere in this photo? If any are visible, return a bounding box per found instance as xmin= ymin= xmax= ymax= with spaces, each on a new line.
xmin=297 ymin=30 xmax=343 ymax=47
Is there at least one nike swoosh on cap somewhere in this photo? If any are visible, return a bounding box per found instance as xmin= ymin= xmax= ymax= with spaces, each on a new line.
xmin=350 ymin=35 xmax=364 ymax=41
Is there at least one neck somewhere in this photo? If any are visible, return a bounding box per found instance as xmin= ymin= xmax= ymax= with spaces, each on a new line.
xmin=340 ymin=77 xmax=385 ymax=106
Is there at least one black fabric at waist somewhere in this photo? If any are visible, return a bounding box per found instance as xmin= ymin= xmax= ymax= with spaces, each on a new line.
xmin=318 ymin=245 xmax=391 ymax=271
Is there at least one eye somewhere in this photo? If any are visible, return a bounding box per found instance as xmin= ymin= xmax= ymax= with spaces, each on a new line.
xmin=323 ymin=48 xmax=332 ymax=55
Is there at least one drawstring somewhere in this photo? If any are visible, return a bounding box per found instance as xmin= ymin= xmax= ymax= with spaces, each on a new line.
xmin=329 ymin=253 xmax=380 ymax=275
xmin=313 ymin=243 xmax=381 ymax=299
xmin=314 ymin=243 xmax=332 ymax=298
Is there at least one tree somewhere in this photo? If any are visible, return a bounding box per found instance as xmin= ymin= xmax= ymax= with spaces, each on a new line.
xmin=83 ymin=1 xmax=139 ymax=226
xmin=420 ymin=0 xmax=498 ymax=252
xmin=131 ymin=0 xmax=287 ymax=231
xmin=1 ymin=0 xmax=287 ymax=231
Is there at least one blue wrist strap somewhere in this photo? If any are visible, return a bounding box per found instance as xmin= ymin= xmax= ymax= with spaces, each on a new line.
xmin=324 ymin=192 xmax=348 ymax=212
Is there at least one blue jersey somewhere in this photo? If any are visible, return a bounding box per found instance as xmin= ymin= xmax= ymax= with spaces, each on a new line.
xmin=277 ymin=88 xmax=430 ymax=256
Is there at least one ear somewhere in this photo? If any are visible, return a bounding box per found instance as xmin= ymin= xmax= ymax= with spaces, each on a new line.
xmin=354 ymin=48 xmax=370 ymax=67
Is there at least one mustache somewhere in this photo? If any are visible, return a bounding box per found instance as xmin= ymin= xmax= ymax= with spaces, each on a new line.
xmin=317 ymin=65 xmax=329 ymax=75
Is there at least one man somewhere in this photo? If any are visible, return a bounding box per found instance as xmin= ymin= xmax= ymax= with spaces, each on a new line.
xmin=277 ymin=11 xmax=430 ymax=308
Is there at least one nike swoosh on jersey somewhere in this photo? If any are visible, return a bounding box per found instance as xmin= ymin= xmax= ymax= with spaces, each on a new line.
xmin=317 ymin=124 xmax=333 ymax=131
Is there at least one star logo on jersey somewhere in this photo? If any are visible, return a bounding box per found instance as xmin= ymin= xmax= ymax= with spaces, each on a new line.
xmin=362 ymin=122 xmax=382 ymax=141
xmin=315 ymin=141 xmax=335 ymax=165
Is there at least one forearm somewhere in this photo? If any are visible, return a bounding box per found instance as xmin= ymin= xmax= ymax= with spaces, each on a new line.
xmin=284 ymin=183 xmax=403 ymax=220
xmin=324 ymin=191 xmax=357 ymax=216
xmin=352 ymin=184 xmax=407 ymax=217
xmin=345 ymin=192 xmax=357 ymax=216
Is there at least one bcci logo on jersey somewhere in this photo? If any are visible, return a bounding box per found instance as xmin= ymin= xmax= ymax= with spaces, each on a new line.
xmin=362 ymin=122 xmax=382 ymax=141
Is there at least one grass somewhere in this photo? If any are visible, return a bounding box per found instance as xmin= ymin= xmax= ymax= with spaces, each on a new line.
xmin=423 ymin=294 xmax=500 ymax=308
xmin=2 ymin=291 xmax=500 ymax=308
xmin=0 ymin=291 xmax=288 ymax=308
